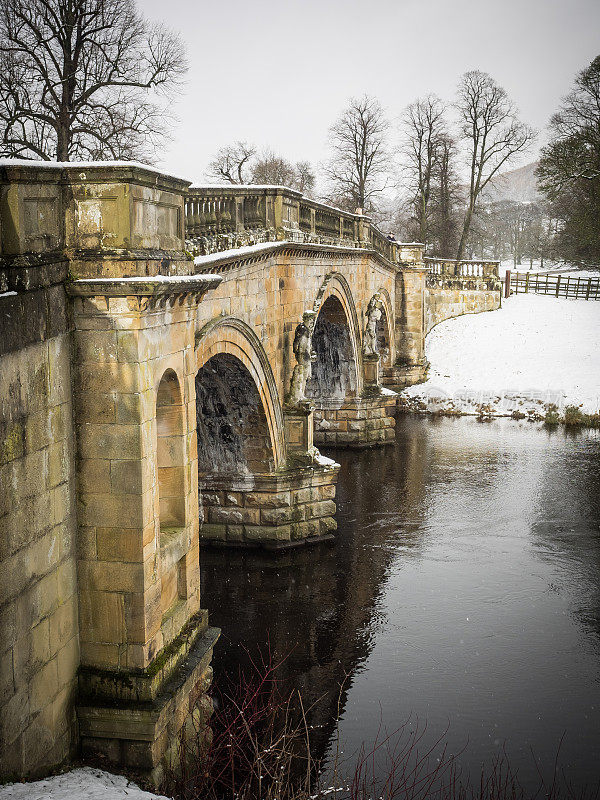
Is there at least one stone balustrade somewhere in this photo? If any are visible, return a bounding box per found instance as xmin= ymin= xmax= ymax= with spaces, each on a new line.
xmin=424 ymin=256 xmax=500 ymax=279
xmin=185 ymin=185 xmax=424 ymax=266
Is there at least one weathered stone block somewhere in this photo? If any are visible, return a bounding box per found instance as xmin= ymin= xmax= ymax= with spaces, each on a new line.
xmin=320 ymin=516 xmax=337 ymax=534
xmin=79 ymin=589 xmax=126 ymax=645
xmin=245 ymin=491 xmax=291 ymax=508
xmin=78 ymin=459 xmax=111 ymax=495
xmin=209 ymin=507 xmax=243 ymax=526
xmin=198 ymin=524 xmax=227 ymax=540
xmin=95 ymin=527 xmax=142 ymax=563
xmin=30 ymin=658 xmax=58 ymax=715
xmin=110 ymin=460 xmax=145 ymax=496
xmin=56 ymin=637 xmax=80 ymax=689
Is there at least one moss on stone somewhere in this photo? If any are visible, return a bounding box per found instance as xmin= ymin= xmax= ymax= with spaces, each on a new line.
xmin=1 ymin=420 xmax=25 ymax=463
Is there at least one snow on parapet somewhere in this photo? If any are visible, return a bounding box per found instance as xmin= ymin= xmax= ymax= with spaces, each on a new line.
xmin=189 ymin=184 xmax=302 ymax=193
xmin=193 ymin=241 xmax=282 ymax=266
xmin=192 ymin=240 xmax=378 ymax=267
xmin=0 ymin=159 xmax=190 ymax=184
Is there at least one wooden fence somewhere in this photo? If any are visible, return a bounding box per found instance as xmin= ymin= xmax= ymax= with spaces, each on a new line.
xmin=511 ymin=271 xmax=600 ymax=300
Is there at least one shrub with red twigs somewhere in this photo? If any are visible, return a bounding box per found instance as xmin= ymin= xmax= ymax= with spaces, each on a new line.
xmin=162 ymin=648 xmax=599 ymax=800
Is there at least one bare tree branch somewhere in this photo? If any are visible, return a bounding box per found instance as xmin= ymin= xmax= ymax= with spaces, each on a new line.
xmin=0 ymin=0 xmax=187 ymax=161
xmin=206 ymin=141 xmax=256 ymax=184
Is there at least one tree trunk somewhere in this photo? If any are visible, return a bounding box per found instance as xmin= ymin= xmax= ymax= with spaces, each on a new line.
xmin=456 ymin=204 xmax=474 ymax=261
xmin=56 ymin=129 xmax=69 ymax=161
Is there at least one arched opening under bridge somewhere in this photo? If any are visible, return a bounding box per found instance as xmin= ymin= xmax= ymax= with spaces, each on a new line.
xmin=193 ymin=322 xmax=339 ymax=549
xmin=195 ymin=353 xmax=275 ymax=477
xmin=308 ymin=295 xmax=358 ymax=403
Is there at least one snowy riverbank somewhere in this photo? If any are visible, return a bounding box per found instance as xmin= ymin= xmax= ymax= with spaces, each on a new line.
xmin=0 ymin=768 xmax=169 ymax=800
xmin=400 ymin=292 xmax=600 ymax=418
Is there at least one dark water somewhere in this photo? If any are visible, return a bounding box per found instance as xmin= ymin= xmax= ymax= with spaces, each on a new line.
xmin=200 ymin=416 xmax=600 ymax=794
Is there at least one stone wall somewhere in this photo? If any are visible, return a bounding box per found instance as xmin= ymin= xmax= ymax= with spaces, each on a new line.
xmin=425 ymin=280 xmax=501 ymax=334
xmin=0 ymin=261 xmax=79 ymax=778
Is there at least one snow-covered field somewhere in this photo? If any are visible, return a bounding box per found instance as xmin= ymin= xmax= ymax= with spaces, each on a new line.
xmin=499 ymin=259 xmax=600 ymax=279
xmin=0 ymin=768 xmax=169 ymax=800
xmin=401 ymin=293 xmax=600 ymax=418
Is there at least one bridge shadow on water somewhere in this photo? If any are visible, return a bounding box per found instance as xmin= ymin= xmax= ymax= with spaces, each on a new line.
xmin=200 ymin=415 xmax=600 ymax=796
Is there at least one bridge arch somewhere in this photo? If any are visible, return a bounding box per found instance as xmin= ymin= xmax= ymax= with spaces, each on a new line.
xmin=374 ymin=287 xmax=395 ymax=369
xmin=194 ymin=316 xmax=286 ymax=473
xmin=308 ymin=272 xmax=363 ymax=402
xmin=155 ymin=367 xmax=189 ymax=617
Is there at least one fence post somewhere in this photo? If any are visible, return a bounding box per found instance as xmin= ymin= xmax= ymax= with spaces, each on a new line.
xmin=565 ymin=276 xmax=570 ymax=298
xmin=505 ymin=270 xmax=511 ymax=298
xmin=586 ymin=278 xmax=591 ymax=301
xmin=555 ymin=275 xmax=561 ymax=297
xmin=525 ymin=272 xmax=529 ymax=293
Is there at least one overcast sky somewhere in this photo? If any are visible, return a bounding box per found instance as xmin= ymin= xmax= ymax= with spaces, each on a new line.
xmin=139 ymin=0 xmax=600 ymax=186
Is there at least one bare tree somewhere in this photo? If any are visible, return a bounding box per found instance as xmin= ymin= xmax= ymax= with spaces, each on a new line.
xmin=0 ymin=0 xmax=186 ymax=162
xmin=251 ymin=150 xmax=297 ymax=186
xmin=455 ymin=71 xmax=535 ymax=260
xmin=294 ymin=160 xmax=316 ymax=196
xmin=323 ymin=95 xmax=390 ymax=212
xmin=207 ymin=141 xmax=256 ymax=184
xmin=251 ymin=150 xmax=316 ymax=193
xmin=432 ymin=134 xmax=464 ymax=258
xmin=401 ymin=95 xmax=447 ymax=245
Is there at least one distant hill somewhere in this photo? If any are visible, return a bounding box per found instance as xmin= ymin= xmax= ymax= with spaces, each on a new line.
xmin=482 ymin=161 xmax=541 ymax=204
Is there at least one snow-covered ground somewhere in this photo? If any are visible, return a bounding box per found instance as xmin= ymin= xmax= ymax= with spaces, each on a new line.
xmin=0 ymin=768 xmax=169 ymax=800
xmin=401 ymin=293 xmax=600 ymax=418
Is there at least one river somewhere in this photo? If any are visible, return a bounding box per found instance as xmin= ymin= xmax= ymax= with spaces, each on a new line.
xmin=200 ymin=416 xmax=600 ymax=795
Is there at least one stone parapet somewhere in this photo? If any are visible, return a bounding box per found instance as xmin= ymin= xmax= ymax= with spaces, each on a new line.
xmin=0 ymin=160 xmax=192 ymax=280
xmin=185 ymin=184 xmax=424 ymax=266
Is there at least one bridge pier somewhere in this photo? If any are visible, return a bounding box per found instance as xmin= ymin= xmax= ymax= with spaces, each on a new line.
xmin=313 ymin=394 xmax=396 ymax=448
xmin=199 ymin=467 xmax=338 ymax=550
xmin=386 ymin=262 xmax=430 ymax=388
xmin=70 ymin=276 xmax=221 ymax=785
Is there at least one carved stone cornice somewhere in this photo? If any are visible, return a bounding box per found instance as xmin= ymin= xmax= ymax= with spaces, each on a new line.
xmin=68 ymin=274 xmax=221 ymax=297
xmin=67 ymin=274 xmax=222 ymax=311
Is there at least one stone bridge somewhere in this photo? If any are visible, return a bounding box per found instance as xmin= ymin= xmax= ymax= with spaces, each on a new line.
xmin=0 ymin=162 xmax=501 ymax=785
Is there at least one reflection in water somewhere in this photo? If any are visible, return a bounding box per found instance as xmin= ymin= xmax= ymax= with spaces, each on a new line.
xmin=200 ymin=416 xmax=600 ymax=793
